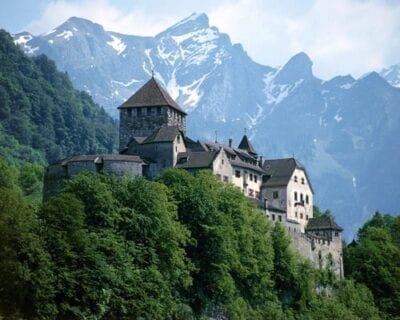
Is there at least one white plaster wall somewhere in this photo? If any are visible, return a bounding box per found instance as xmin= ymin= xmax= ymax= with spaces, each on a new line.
xmin=287 ymin=168 xmax=313 ymax=232
xmin=173 ymin=133 xmax=187 ymax=166
xmin=212 ymin=149 xmax=233 ymax=182
xmin=231 ymin=166 xmax=262 ymax=199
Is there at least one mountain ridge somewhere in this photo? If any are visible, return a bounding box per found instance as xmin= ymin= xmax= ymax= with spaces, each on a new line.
xmin=12 ymin=14 xmax=400 ymax=237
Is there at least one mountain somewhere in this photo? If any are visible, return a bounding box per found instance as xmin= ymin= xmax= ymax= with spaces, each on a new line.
xmin=380 ymin=64 xmax=400 ymax=88
xmin=12 ymin=14 xmax=400 ymax=237
xmin=0 ymin=30 xmax=117 ymax=165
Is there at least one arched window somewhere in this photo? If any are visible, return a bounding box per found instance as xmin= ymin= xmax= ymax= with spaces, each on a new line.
xmin=306 ymin=195 xmax=309 ymax=204
xmin=300 ymin=193 xmax=304 ymax=202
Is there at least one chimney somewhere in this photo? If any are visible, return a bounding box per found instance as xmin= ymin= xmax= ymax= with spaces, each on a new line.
xmin=229 ymin=138 xmax=232 ymax=148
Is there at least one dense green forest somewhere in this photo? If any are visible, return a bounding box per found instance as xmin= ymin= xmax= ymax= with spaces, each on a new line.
xmin=0 ymin=159 xmax=398 ymax=319
xmin=0 ymin=30 xmax=117 ymax=165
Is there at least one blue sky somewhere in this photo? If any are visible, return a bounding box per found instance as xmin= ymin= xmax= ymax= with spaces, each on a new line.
xmin=1 ymin=0 xmax=399 ymax=79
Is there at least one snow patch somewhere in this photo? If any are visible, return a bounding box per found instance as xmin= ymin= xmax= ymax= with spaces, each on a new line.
xmin=246 ymin=104 xmax=264 ymax=128
xmin=352 ymin=176 xmax=357 ymax=189
xmin=263 ymin=71 xmax=304 ymax=106
xmin=107 ymin=35 xmax=127 ymax=55
xmin=334 ymin=114 xmax=343 ymax=123
xmin=42 ymin=29 xmax=56 ymax=36
xmin=56 ymin=30 xmax=73 ymax=40
xmin=340 ymin=83 xmax=354 ymax=90
xmin=48 ymin=40 xmax=54 ymax=44
xmin=111 ymin=79 xmax=141 ymax=87
xmin=26 ymin=46 xmax=39 ymax=54
xmin=15 ymin=34 xmax=32 ymax=45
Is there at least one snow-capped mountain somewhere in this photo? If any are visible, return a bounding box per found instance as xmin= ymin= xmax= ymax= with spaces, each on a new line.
xmin=13 ymin=13 xmax=400 ymax=237
xmin=380 ymin=64 xmax=400 ymax=88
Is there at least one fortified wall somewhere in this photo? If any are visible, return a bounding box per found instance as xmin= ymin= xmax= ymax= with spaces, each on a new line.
xmin=43 ymin=154 xmax=145 ymax=200
xmin=288 ymin=228 xmax=343 ymax=278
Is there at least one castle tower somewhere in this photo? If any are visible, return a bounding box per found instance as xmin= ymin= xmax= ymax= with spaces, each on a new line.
xmin=118 ymin=76 xmax=187 ymax=150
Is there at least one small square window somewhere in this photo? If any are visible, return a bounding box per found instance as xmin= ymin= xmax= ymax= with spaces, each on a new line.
xmin=250 ymin=173 xmax=253 ymax=181
xmin=278 ymin=215 xmax=282 ymax=222
xmin=294 ymin=176 xmax=298 ymax=182
xmin=272 ymin=214 xmax=275 ymax=221
xmin=223 ymin=176 xmax=229 ymax=182
xmin=235 ymin=170 xmax=241 ymax=178
xmin=254 ymin=175 xmax=258 ymax=183
xmin=273 ymin=191 xmax=279 ymax=199
xmin=301 ymin=178 xmax=305 ymax=184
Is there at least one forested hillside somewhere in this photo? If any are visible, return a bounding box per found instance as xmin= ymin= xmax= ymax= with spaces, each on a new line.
xmin=0 ymin=161 xmax=392 ymax=319
xmin=0 ymin=30 xmax=117 ymax=165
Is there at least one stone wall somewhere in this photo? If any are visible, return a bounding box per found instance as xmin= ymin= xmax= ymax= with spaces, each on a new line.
xmin=119 ymin=106 xmax=186 ymax=150
xmin=288 ymin=228 xmax=343 ymax=278
xmin=43 ymin=157 xmax=144 ymax=200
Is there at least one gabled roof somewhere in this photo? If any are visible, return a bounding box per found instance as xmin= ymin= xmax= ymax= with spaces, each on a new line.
xmin=306 ymin=216 xmax=343 ymax=232
xmin=238 ymin=135 xmax=257 ymax=155
xmin=175 ymin=150 xmax=219 ymax=169
xmin=198 ymin=141 xmax=263 ymax=173
xmin=262 ymin=158 xmax=314 ymax=193
xmin=118 ymin=77 xmax=186 ymax=114
xmin=142 ymin=126 xmax=182 ymax=144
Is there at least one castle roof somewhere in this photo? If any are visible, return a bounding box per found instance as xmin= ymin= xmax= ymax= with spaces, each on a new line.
xmin=118 ymin=77 xmax=186 ymax=114
xmin=54 ymin=154 xmax=145 ymax=166
xmin=306 ymin=216 xmax=343 ymax=232
xmin=175 ymin=150 xmax=219 ymax=169
xmin=238 ymin=135 xmax=257 ymax=155
xmin=142 ymin=126 xmax=182 ymax=144
xmin=262 ymin=158 xmax=314 ymax=193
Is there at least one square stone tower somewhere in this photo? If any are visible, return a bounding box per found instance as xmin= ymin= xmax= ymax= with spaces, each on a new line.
xmin=118 ymin=77 xmax=187 ymax=150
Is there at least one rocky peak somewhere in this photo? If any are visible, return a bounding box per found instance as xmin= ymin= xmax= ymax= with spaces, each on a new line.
xmin=274 ymin=52 xmax=314 ymax=84
xmin=157 ymin=13 xmax=210 ymax=37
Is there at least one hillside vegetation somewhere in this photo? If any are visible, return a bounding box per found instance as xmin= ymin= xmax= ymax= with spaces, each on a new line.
xmin=0 ymin=161 xmax=390 ymax=320
xmin=0 ymin=30 xmax=117 ymax=165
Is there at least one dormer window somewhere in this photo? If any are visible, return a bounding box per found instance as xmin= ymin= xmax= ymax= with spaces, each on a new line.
xmin=294 ymin=176 xmax=298 ymax=182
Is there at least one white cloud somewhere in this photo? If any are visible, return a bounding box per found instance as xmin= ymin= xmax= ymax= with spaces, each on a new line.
xmin=208 ymin=0 xmax=400 ymax=79
xmin=24 ymin=0 xmax=400 ymax=79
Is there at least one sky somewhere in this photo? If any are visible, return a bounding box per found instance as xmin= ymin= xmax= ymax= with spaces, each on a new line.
xmin=1 ymin=0 xmax=399 ymax=79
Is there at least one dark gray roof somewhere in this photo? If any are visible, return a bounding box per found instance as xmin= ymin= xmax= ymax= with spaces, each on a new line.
xmin=266 ymin=204 xmax=286 ymax=213
xmin=238 ymin=135 xmax=257 ymax=155
xmin=175 ymin=150 xmax=218 ymax=169
xmin=142 ymin=126 xmax=181 ymax=144
xmin=262 ymin=158 xmax=314 ymax=193
xmin=118 ymin=77 xmax=186 ymax=114
xmin=230 ymin=159 xmax=265 ymax=174
xmin=56 ymin=154 xmax=145 ymax=166
xmin=306 ymin=216 xmax=343 ymax=231
xmin=199 ymin=141 xmax=263 ymax=173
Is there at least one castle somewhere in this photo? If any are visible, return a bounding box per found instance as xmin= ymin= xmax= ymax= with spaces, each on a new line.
xmin=44 ymin=76 xmax=343 ymax=278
